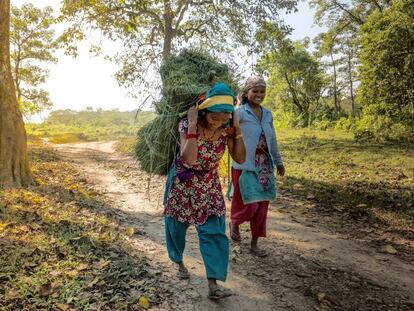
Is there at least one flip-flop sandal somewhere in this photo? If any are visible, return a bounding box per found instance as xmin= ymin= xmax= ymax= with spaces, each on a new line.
xmin=229 ymin=223 xmax=241 ymax=242
xmin=208 ymin=288 xmax=233 ymax=300
xmin=250 ymin=248 xmax=268 ymax=257
xmin=178 ymin=267 xmax=190 ymax=279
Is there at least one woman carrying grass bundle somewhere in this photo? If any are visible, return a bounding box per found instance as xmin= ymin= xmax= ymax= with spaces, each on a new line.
xmin=230 ymin=76 xmax=285 ymax=257
xmin=164 ymin=83 xmax=245 ymax=300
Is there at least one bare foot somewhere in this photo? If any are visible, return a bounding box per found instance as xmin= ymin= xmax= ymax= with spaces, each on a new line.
xmin=250 ymin=246 xmax=268 ymax=257
xmin=251 ymin=238 xmax=268 ymax=257
xmin=229 ymin=223 xmax=241 ymax=242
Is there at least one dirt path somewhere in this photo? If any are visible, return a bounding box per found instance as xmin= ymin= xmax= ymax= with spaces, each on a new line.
xmin=54 ymin=141 xmax=414 ymax=311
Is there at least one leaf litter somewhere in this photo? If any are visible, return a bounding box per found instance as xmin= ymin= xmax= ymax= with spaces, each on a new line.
xmin=0 ymin=143 xmax=169 ymax=310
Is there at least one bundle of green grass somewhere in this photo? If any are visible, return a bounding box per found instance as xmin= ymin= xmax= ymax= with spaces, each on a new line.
xmin=134 ymin=49 xmax=237 ymax=175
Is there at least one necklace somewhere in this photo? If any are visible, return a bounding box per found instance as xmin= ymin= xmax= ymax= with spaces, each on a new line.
xmin=202 ymin=126 xmax=220 ymax=140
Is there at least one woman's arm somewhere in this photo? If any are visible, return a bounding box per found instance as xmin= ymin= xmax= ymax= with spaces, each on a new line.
xmin=180 ymin=106 xmax=198 ymax=166
xmin=269 ymin=115 xmax=285 ymax=176
xmin=227 ymin=111 xmax=246 ymax=164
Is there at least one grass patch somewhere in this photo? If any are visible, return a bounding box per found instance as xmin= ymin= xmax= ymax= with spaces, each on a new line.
xmin=26 ymin=124 xmax=139 ymax=143
xmin=115 ymin=137 xmax=137 ymax=154
xmin=47 ymin=133 xmax=91 ymax=144
xmin=277 ymin=128 xmax=414 ymax=226
xmin=26 ymin=109 xmax=155 ymax=143
xmin=0 ymin=142 xmax=166 ymax=310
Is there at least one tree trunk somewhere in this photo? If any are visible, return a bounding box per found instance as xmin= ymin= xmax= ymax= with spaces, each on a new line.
xmin=330 ymin=50 xmax=340 ymax=113
xmin=0 ymin=0 xmax=32 ymax=187
xmin=347 ymin=49 xmax=356 ymax=116
xmin=162 ymin=0 xmax=174 ymax=61
xmin=284 ymin=72 xmax=303 ymax=113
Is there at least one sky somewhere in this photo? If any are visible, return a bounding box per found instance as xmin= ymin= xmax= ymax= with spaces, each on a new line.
xmin=12 ymin=0 xmax=323 ymax=120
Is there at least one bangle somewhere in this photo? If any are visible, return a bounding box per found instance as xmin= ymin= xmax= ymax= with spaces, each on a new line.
xmin=235 ymin=134 xmax=243 ymax=140
xmin=186 ymin=133 xmax=198 ymax=140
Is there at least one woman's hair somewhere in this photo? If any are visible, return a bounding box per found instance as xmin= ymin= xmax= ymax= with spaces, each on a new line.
xmin=240 ymin=94 xmax=249 ymax=105
xmin=197 ymin=110 xmax=208 ymax=126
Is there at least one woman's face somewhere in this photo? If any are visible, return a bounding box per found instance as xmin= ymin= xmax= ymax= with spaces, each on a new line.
xmin=205 ymin=111 xmax=231 ymax=129
xmin=247 ymin=86 xmax=266 ymax=105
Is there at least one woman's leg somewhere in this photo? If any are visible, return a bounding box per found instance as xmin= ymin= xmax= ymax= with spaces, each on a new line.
xmin=196 ymin=215 xmax=231 ymax=298
xmin=250 ymin=201 xmax=269 ymax=256
xmin=230 ymin=169 xmax=257 ymax=241
xmin=164 ymin=216 xmax=190 ymax=278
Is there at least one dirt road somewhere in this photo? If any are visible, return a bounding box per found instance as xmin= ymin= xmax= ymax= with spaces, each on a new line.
xmin=55 ymin=141 xmax=414 ymax=311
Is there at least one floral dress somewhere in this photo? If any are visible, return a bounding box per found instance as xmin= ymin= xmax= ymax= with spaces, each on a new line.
xmin=164 ymin=119 xmax=227 ymax=225
xmin=255 ymin=132 xmax=273 ymax=190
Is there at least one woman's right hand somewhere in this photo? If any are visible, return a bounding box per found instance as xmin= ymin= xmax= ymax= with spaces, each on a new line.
xmin=187 ymin=105 xmax=198 ymax=128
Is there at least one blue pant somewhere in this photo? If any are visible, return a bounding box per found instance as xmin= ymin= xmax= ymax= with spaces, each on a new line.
xmin=165 ymin=215 xmax=229 ymax=281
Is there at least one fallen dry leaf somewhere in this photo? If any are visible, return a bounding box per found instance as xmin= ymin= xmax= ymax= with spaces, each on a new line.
xmin=317 ymin=292 xmax=326 ymax=302
xmin=55 ymin=303 xmax=69 ymax=311
xmin=126 ymin=227 xmax=135 ymax=237
xmin=139 ymin=295 xmax=150 ymax=309
xmin=378 ymin=245 xmax=397 ymax=255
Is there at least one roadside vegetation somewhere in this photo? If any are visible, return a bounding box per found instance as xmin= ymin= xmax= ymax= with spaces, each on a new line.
xmin=0 ymin=140 xmax=165 ymax=310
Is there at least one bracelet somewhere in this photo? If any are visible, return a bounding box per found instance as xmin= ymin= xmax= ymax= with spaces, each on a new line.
xmin=235 ymin=134 xmax=243 ymax=140
xmin=186 ymin=133 xmax=198 ymax=140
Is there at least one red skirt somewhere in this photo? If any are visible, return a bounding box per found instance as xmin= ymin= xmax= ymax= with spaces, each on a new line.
xmin=230 ymin=169 xmax=269 ymax=238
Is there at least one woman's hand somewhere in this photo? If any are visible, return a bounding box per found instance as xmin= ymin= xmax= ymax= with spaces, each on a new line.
xmin=187 ymin=105 xmax=198 ymax=129
xmin=232 ymin=110 xmax=240 ymax=129
xmin=277 ymin=165 xmax=285 ymax=176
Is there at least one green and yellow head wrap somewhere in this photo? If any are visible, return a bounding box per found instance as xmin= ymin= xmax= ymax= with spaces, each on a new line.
xmin=198 ymin=83 xmax=235 ymax=113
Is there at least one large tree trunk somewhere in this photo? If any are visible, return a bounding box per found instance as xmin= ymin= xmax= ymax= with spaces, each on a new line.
xmin=0 ymin=0 xmax=32 ymax=187
xmin=162 ymin=0 xmax=174 ymax=61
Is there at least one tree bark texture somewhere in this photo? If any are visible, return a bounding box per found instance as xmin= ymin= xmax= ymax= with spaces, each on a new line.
xmin=162 ymin=0 xmax=174 ymax=60
xmin=347 ymin=51 xmax=356 ymax=116
xmin=330 ymin=51 xmax=340 ymax=113
xmin=0 ymin=0 xmax=32 ymax=187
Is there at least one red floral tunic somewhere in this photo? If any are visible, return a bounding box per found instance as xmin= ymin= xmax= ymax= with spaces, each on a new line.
xmin=164 ymin=119 xmax=227 ymax=225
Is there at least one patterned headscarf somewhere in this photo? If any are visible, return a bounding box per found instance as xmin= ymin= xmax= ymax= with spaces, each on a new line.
xmin=241 ymin=75 xmax=266 ymax=103
xmin=198 ymin=82 xmax=235 ymax=112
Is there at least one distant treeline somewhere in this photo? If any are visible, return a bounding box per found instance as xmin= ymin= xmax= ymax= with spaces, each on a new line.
xmin=44 ymin=107 xmax=155 ymax=127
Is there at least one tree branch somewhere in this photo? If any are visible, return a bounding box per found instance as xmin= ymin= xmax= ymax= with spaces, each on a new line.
xmin=174 ymin=0 xmax=191 ymax=30
xmin=333 ymin=1 xmax=364 ymax=25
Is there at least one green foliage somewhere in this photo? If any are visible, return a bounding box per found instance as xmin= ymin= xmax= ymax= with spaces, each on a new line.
xmin=313 ymin=29 xmax=359 ymax=116
xmin=356 ymin=0 xmax=414 ymax=142
xmin=334 ymin=117 xmax=354 ymax=131
xmin=10 ymin=3 xmax=58 ymax=115
xmin=261 ymin=43 xmax=327 ymax=127
xmin=310 ymin=0 xmax=413 ymax=142
xmin=134 ymin=49 xmax=236 ymax=175
xmin=354 ymin=103 xmax=414 ymax=142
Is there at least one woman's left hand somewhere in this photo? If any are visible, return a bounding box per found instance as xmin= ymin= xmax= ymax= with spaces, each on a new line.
xmin=277 ymin=165 xmax=285 ymax=176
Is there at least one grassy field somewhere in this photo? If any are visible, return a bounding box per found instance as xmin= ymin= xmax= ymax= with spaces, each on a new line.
xmin=26 ymin=110 xmax=155 ymax=144
xmin=26 ymin=123 xmax=146 ymax=144
xmin=276 ymin=129 xmax=413 ymax=227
